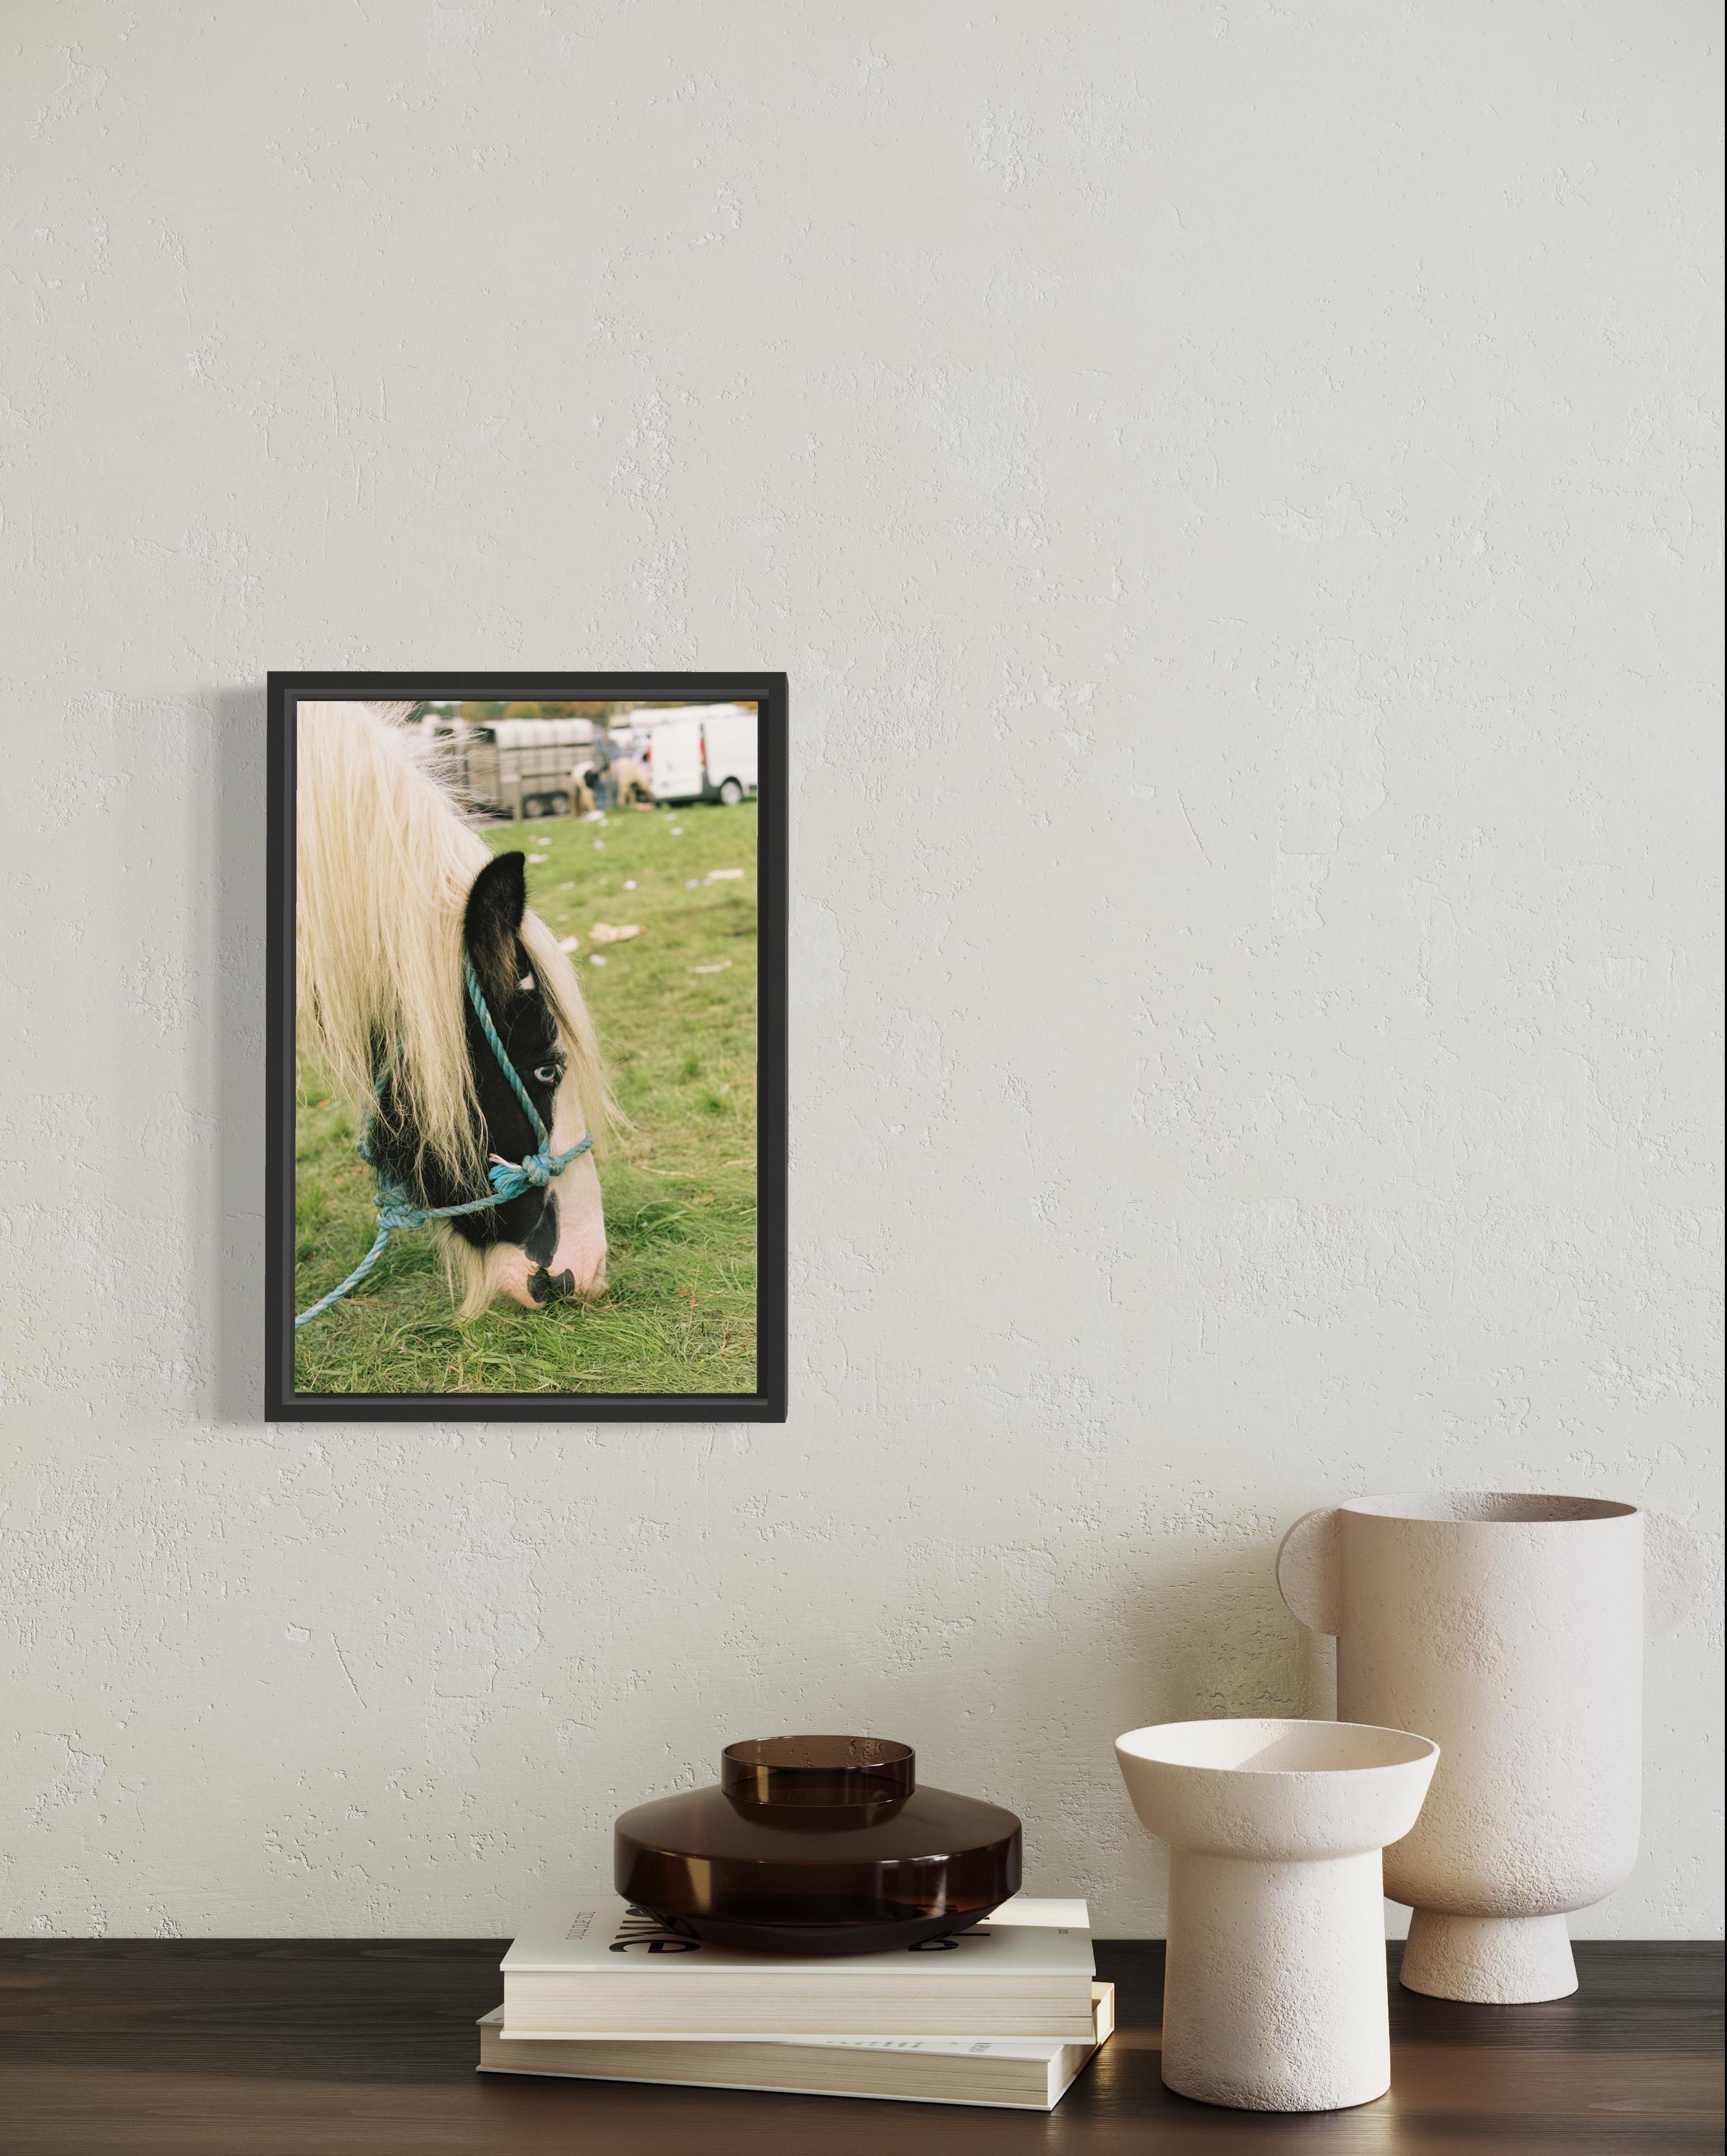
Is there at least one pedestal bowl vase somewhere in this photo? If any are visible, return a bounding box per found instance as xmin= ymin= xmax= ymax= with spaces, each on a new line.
xmin=1115 ymin=1717 xmax=1438 ymax=2111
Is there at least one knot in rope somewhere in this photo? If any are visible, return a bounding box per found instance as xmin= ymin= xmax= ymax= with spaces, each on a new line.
xmin=492 ymin=1151 xmax=553 ymax=1195
xmin=374 ymin=1184 xmax=428 ymax=1233
xmin=488 ymin=1135 xmax=594 ymax=1202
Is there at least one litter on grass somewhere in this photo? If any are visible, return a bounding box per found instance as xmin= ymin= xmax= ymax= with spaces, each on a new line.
xmin=623 ymin=879 xmax=637 ymax=890
xmin=589 ymin=954 xmax=607 ymax=966
xmin=692 ymin=961 xmax=733 ymax=975
xmin=706 ymin=868 xmax=745 ymax=881
xmin=558 ymin=935 xmax=580 ymax=952
xmin=590 ymin=923 xmax=642 ymax=944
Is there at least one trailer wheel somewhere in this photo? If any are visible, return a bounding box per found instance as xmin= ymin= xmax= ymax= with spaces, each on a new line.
xmin=717 ymin=777 xmax=745 ymax=806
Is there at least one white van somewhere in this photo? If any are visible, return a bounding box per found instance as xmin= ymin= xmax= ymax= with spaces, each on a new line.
xmin=641 ymin=704 xmax=758 ymax=806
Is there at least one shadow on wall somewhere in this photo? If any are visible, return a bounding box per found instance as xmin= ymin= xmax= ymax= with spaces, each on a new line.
xmin=1073 ymin=1538 xmax=1325 ymax=1898
xmin=1148 ymin=1541 xmax=1335 ymax=1728
xmin=699 ymin=1533 xmax=1332 ymax=1930
xmin=203 ymin=687 xmax=268 ymax=1428
xmin=1104 ymin=1540 xmax=1338 ymax=1921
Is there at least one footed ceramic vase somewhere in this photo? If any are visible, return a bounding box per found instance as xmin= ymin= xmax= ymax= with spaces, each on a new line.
xmin=1115 ymin=1718 xmax=1438 ymax=2111
xmin=1277 ymin=1493 xmax=1695 ymax=2004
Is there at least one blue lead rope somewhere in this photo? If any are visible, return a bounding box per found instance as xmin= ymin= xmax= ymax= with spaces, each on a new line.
xmin=294 ymin=957 xmax=593 ymax=1330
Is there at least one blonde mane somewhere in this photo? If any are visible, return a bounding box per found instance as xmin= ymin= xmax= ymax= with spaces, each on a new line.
xmin=295 ymin=702 xmax=607 ymax=1189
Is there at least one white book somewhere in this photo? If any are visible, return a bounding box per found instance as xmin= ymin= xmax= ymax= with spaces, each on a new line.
xmin=477 ymin=1981 xmax=1115 ymax=2111
xmin=499 ymin=1894 xmax=1095 ymax=2040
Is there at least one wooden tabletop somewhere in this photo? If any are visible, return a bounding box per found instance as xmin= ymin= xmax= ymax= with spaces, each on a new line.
xmin=1 ymin=1938 xmax=1720 ymax=2155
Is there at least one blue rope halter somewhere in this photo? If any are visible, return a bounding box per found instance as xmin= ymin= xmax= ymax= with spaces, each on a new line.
xmin=294 ymin=957 xmax=594 ymax=1330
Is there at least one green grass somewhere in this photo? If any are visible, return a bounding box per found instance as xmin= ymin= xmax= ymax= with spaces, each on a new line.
xmin=293 ymin=801 xmax=758 ymax=1396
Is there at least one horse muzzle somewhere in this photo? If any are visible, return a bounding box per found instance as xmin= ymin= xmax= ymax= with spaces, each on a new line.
xmin=528 ymin=1265 xmax=579 ymax=1305
xmin=489 ymin=1238 xmax=606 ymax=1311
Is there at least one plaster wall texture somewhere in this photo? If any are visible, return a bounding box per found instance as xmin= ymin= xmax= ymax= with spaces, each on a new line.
xmin=1 ymin=2 xmax=1721 ymax=1939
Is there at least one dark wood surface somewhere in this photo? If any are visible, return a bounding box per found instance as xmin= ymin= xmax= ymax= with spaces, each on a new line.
xmin=1 ymin=1938 xmax=1720 ymax=2155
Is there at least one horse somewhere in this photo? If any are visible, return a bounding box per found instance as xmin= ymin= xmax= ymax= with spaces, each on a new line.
xmin=570 ymin=752 xmax=647 ymax=814
xmin=295 ymin=701 xmax=609 ymax=1319
xmin=609 ymin=755 xmax=649 ymax=806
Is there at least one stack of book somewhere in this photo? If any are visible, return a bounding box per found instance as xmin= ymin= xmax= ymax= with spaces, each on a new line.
xmin=479 ymin=1894 xmax=1110 ymax=2111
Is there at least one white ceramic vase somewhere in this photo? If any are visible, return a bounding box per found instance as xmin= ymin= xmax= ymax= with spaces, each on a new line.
xmin=1115 ymin=1718 xmax=1438 ymax=2111
xmin=1277 ymin=1493 xmax=1693 ymax=2004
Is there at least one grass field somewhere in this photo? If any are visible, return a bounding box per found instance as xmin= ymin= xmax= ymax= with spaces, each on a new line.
xmin=292 ymin=801 xmax=757 ymax=1396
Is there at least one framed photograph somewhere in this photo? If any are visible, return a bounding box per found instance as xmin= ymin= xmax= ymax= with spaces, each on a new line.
xmin=265 ymin=673 xmax=787 ymax=1422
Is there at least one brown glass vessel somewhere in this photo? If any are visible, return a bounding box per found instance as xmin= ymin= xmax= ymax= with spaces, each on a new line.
xmin=614 ymin=1736 xmax=1023 ymax=1955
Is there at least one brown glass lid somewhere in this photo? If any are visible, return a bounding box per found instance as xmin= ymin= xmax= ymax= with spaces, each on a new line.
xmin=720 ymin=1736 xmax=916 ymax=1807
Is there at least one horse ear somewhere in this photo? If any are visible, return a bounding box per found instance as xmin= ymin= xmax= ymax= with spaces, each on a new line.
xmin=463 ymin=852 xmax=528 ymax=1009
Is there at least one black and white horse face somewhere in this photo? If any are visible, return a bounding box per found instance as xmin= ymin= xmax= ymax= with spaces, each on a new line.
xmin=372 ymin=852 xmax=606 ymax=1310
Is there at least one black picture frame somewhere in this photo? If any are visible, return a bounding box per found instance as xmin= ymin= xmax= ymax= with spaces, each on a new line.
xmin=264 ymin=672 xmax=788 ymax=1423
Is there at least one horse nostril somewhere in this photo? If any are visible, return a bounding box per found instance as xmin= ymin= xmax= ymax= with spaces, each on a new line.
xmin=528 ymin=1266 xmax=577 ymax=1306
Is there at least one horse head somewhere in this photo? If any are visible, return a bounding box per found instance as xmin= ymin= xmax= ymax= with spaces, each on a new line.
xmin=367 ymin=849 xmax=608 ymax=1313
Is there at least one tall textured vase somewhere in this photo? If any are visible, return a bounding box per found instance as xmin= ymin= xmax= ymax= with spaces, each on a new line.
xmin=1277 ymin=1493 xmax=1691 ymax=2004
xmin=1115 ymin=1718 xmax=1438 ymax=2111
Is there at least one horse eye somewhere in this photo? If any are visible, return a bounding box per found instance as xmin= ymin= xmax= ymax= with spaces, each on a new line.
xmin=534 ymin=1063 xmax=561 ymax=1085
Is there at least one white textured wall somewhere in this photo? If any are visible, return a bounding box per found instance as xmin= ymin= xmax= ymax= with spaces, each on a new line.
xmin=3 ymin=1 xmax=1721 ymax=1940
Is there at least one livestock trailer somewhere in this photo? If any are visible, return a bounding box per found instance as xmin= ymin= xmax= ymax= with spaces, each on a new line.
xmin=447 ymin=717 xmax=597 ymax=820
